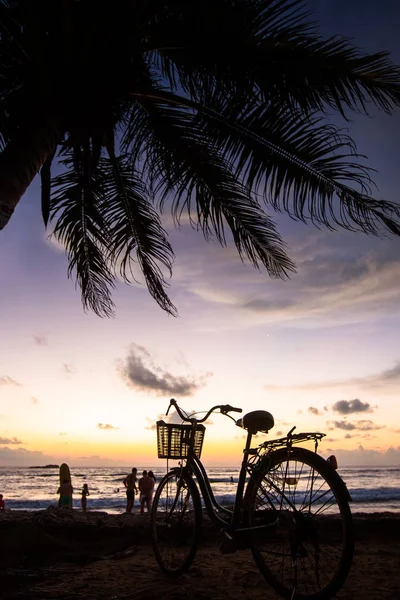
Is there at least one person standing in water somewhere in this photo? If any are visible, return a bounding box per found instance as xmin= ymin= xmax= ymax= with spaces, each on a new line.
xmin=81 ymin=483 xmax=90 ymax=512
xmin=59 ymin=479 xmax=73 ymax=508
xmin=123 ymin=468 xmax=138 ymax=513
xmin=139 ymin=470 xmax=154 ymax=514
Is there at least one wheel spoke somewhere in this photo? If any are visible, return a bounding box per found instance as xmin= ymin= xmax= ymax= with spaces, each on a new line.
xmin=248 ymin=450 xmax=353 ymax=599
xmin=151 ymin=472 xmax=200 ymax=575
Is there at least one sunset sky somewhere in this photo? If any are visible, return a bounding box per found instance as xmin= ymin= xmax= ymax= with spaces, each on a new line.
xmin=1 ymin=0 xmax=400 ymax=468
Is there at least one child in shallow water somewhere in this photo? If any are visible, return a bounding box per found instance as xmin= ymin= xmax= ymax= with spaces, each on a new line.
xmin=81 ymin=483 xmax=90 ymax=512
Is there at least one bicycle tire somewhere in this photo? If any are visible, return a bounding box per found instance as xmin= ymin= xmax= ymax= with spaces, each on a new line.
xmin=245 ymin=447 xmax=354 ymax=600
xmin=151 ymin=470 xmax=202 ymax=576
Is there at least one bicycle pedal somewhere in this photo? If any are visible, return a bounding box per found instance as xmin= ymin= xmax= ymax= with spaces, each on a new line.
xmin=220 ymin=533 xmax=238 ymax=555
xmin=220 ymin=538 xmax=237 ymax=554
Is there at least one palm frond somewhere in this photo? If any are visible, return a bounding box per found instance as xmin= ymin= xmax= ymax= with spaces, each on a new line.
xmin=145 ymin=0 xmax=400 ymax=116
xmin=124 ymin=97 xmax=295 ymax=278
xmin=50 ymin=148 xmax=116 ymax=318
xmin=40 ymin=149 xmax=55 ymax=227
xmin=1 ymin=0 xmax=400 ymax=319
xmin=133 ymin=88 xmax=400 ymax=236
xmin=100 ymin=154 xmax=177 ymax=315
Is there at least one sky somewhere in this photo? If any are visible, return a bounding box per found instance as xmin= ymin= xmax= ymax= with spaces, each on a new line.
xmin=1 ymin=1 xmax=400 ymax=468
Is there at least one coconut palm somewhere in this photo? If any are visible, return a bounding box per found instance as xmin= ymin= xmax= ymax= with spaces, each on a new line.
xmin=0 ymin=0 xmax=399 ymax=317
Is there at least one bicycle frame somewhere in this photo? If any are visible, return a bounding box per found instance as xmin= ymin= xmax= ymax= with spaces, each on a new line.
xmin=171 ymin=422 xmax=331 ymax=534
xmin=174 ymin=425 xmax=266 ymax=532
xmin=153 ymin=400 xmax=354 ymax=598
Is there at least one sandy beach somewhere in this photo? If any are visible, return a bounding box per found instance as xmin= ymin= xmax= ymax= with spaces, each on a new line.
xmin=1 ymin=509 xmax=400 ymax=600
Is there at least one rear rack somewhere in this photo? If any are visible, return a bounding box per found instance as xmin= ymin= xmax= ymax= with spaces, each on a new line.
xmin=260 ymin=431 xmax=325 ymax=453
xmin=246 ymin=431 xmax=326 ymax=475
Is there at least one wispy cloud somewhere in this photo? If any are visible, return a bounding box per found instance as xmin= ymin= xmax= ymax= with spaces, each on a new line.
xmin=171 ymin=226 xmax=400 ymax=329
xmin=308 ymin=406 xmax=323 ymax=416
xmin=0 ymin=436 xmax=23 ymax=444
xmin=58 ymin=432 xmax=67 ymax=436
xmin=323 ymin=445 xmax=400 ymax=467
xmin=0 ymin=446 xmax=56 ymax=466
xmin=33 ymin=334 xmax=48 ymax=346
xmin=0 ymin=375 xmax=22 ymax=387
xmin=118 ymin=344 xmax=212 ymax=396
xmin=327 ymin=419 xmax=383 ymax=432
xmin=144 ymin=408 xmax=213 ymax=431
xmin=97 ymin=423 xmax=119 ymax=431
xmin=264 ymin=361 xmax=400 ymax=392
xmin=62 ymin=363 xmax=76 ymax=375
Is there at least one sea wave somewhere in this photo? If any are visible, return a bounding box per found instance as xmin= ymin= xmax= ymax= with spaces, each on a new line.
xmin=1 ymin=466 xmax=399 ymax=513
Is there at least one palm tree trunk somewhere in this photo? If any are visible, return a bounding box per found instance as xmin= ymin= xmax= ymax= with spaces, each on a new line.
xmin=0 ymin=116 xmax=63 ymax=230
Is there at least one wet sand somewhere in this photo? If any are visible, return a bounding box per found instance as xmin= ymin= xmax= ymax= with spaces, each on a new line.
xmin=1 ymin=509 xmax=399 ymax=599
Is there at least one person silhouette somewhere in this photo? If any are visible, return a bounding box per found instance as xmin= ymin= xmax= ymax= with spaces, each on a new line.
xmin=123 ymin=468 xmax=138 ymax=513
xmin=81 ymin=483 xmax=90 ymax=512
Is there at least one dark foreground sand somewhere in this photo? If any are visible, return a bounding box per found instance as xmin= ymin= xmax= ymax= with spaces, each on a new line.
xmin=1 ymin=509 xmax=399 ymax=600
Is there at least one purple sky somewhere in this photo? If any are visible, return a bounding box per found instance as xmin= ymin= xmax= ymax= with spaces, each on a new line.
xmin=0 ymin=1 xmax=399 ymax=466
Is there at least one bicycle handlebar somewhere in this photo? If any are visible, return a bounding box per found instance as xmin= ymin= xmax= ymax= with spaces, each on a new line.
xmin=166 ymin=398 xmax=242 ymax=423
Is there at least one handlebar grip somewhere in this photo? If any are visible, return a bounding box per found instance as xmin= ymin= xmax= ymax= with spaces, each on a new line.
xmin=166 ymin=398 xmax=177 ymax=416
xmin=221 ymin=404 xmax=242 ymax=414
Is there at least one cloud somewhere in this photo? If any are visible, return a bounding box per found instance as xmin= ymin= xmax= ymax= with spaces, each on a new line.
xmin=58 ymin=432 xmax=67 ymax=436
xmin=145 ymin=408 xmax=213 ymax=430
xmin=238 ymin=233 xmax=400 ymax=324
xmin=118 ymin=344 xmax=212 ymax=396
xmin=308 ymin=406 xmax=322 ymax=416
xmin=170 ymin=222 xmax=400 ymax=332
xmin=0 ymin=446 xmax=56 ymax=466
xmin=97 ymin=423 xmax=119 ymax=431
xmin=0 ymin=446 xmax=131 ymax=467
xmin=31 ymin=397 xmax=39 ymax=405
xmin=75 ymin=455 xmax=127 ymax=466
xmin=144 ymin=416 xmax=157 ymax=431
xmin=33 ymin=334 xmax=48 ymax=346
xmin=332 ymin=399 xmax=373 ymax=414
xmin=323 ymin=445 xmax=400 ymax=467
xmin=0 ymin=376 xmax=22 ymax=387
xmin=63 ymin=363 xmax=75 ymax=375
xmin=0 ymin=436 xmax=22 ymax=444
xmin=327 ymin=419 xmax=383 ymax=432
xmin=264 ymin=361 xmax=400 ymax=393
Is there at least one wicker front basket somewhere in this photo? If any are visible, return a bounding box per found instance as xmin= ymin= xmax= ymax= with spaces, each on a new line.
xmin=156 ymin=420 xmax=205 ymax=459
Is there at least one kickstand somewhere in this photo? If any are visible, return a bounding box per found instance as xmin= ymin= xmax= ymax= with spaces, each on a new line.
xmin=290 ymin=587 xmax=297 ymax=600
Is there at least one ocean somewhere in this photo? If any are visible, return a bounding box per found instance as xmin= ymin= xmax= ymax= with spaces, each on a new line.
xmin=0 ymin=465 xmax=399 ymax=514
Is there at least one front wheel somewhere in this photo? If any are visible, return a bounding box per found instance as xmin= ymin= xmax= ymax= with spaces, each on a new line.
xmin=151 ymin=470 xmax=202 ymax=576
xmin=245 ymin=448 xmax=354 ymax=600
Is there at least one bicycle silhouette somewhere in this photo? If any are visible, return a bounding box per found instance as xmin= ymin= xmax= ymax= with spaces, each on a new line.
xmin=151 ymin=399 xmax=354 ymax=600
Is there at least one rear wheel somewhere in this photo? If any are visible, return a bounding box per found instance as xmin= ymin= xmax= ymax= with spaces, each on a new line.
xmin=246 ymin=448 xmax=354 ymax=600
xmin=151 ymin=470 xmax=201 ymax=576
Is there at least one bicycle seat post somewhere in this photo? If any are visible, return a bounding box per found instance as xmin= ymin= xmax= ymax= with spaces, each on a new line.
xmin=231 ymin=429 xmax=254 ymax=525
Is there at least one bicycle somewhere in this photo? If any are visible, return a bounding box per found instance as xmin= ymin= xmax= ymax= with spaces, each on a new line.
xmin=151 ymin=399 xmax=354 ymax=600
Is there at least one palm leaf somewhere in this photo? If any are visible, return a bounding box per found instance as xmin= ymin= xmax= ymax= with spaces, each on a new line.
xmin=99 ymin=154 xmax=177 ymax=315
xmin=145 ymin=0 xmax=400 ymax=116
xmin=124 ymin=98 xmax=294 ymax=278
xmin=50 ymin=148 xmax=116 ymax=318
xmin=132 ymin=88 xmax=400 ymax=236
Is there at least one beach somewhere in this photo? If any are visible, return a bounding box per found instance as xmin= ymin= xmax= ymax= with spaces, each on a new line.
xmin=1 ymin=509 xmax=400 ymax=600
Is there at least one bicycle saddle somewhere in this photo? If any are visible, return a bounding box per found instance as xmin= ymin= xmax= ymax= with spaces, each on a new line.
xmin=236 ymin=410 xmax=274 ymax=434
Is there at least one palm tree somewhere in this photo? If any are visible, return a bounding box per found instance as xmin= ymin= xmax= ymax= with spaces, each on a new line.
xmin=1 ymin=0 xmax=399 ymax=317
